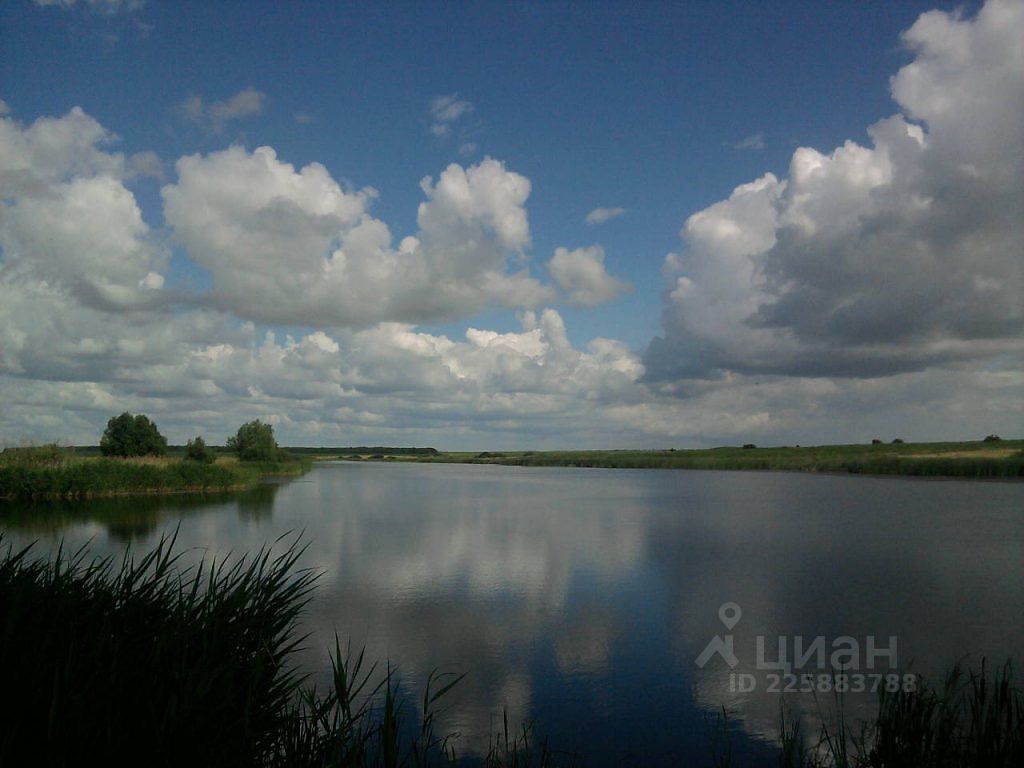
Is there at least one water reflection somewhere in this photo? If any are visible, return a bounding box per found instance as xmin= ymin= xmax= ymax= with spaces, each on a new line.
xmin=1 ymin=464 xmax=1021 ymax=766
xmin=0 ymin=482 xmax=284 ymax=543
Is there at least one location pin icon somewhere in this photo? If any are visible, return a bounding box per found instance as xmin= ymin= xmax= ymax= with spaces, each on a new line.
xmin=719 ymin=602 xmax=742 ymax=630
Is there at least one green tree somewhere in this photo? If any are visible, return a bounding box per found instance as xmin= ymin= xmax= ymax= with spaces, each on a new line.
xmin=185 ymin=436 xmax=217 ymax=464
xmin=227 ymin=420 xmax=278 ymax=462
xmin=100 ymin=413 xmax=168 ymax=457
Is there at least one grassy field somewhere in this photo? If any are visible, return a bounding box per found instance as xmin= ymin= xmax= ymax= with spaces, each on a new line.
xmin=0 ymin=447 xmax=310 ymax=501
xmin=336 ymin=439 xmax=1024 ymax=479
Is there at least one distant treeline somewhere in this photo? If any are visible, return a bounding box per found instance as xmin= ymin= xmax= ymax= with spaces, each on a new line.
xmin=285 ymin=446 xmax=440 ymax=456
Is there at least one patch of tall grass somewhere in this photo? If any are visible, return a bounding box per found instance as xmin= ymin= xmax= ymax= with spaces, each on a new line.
xmin=0 ymin=535 xmax=560 ymax=767
xmin=0 ymin=444 xmax=311 ymax=500
xmin=769 ymin=661 xmax=1023 ymax=767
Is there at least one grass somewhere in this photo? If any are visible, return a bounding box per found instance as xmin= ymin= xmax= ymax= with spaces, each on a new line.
xmin=0 ymin=534 xmax=560 ymax=767
xmin=0 ymin=445 xmax=311 ymax=500
xmin=353 ymin=440 xmax=1024 ymax=479
xmin=763 ymin=661 xmax=1023 ymax=767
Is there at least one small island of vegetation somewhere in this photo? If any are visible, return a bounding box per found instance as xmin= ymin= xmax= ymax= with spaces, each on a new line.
xmin=0 ymin=414 xmax=310 ymax=501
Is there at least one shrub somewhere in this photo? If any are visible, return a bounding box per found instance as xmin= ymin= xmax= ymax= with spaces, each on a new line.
xmin=742 ymin=443 xmax=757 ymax=449
xmin=99 ymin=412 xmax=167 ymax=457
xmin=184 ymin=436 xmax=216 ymax=464
xmin=872 ymin=438 xmax=883 ymax=445
xmin=984 ymin=434 xmax=1002 ymax=442
xmin=227 ymin=420 xmax=278 ymax=462
xmin=892 ymin=438 xmax=905 ymax=444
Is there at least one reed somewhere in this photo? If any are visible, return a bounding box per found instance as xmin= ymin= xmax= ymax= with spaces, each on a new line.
xmin=0 ymin=535 xmax=559 ymax=767
xmin=0 ymin=445 xmax=311 ymax=500
xmin=768 ymin=661 xmax=1023 ymax=767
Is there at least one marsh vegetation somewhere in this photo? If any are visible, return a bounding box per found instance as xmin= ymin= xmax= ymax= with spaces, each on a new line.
xmin=363 ymin=440 xmax=1024 ymax=479
xmin=0 ymin=416 xmax=310 ymax=500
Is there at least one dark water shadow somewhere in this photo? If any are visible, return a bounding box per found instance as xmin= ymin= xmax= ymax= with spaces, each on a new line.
xmin=0 ymin=482 xmax=284 ymax=543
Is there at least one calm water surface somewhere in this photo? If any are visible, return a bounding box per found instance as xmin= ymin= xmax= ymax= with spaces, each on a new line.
xmin=2 ymin=463 xmax=1022 ymax=765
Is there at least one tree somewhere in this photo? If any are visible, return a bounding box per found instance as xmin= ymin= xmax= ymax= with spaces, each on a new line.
xmin=227 ymin=420 xmax=278 ymax=461
xmin=100 ymin=412 xmax=167 ymax=457
xmin=185 ymin=436 xmax=217 ymax=464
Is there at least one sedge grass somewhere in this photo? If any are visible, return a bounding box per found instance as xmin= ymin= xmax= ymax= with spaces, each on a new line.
xmin=0 ymin=534 xmax=560 ymax=768
xmin=735 ymin=661 xmax=1024 ymax=768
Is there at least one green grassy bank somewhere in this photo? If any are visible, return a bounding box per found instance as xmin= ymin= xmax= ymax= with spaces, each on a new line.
xmin=343 ymin=439 xmax=1024 ymax=479
xmin=0 ymin=447 xmax=310 ymax=501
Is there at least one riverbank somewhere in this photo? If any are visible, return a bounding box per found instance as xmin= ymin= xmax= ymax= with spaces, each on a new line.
xmin=335 ymin=439 xmax=1024 ymax=479
xmin=0 ymin=452 xmax=310 ymax=501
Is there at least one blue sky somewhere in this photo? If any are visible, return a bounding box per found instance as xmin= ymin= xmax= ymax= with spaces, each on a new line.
xmin=1 ymin=0 xmax=1020 ymax=447
xmin=3 ymin=0 xmax=955 ymax=348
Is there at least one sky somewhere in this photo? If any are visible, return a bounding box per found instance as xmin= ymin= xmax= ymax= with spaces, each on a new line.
xmin=0 ymin=0 xmax=1021 ymax=449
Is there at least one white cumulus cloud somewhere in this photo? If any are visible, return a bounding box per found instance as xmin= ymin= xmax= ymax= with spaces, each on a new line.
xmin=646 ymin=0 xmax=1024 ymax=383
xmin=161 ymin=150 xmax=553 ymax=326
xmin=0 ymin=106 xmax=165 ymax=310
xmin=548 ymin=246 xmax=631 ymax=307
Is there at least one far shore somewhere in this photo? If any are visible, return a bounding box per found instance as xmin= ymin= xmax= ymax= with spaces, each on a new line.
xmin=2 ymin=439 xmax=1020 ymax=503
xmin=319 ymin=439 xmax=1023 ymax=480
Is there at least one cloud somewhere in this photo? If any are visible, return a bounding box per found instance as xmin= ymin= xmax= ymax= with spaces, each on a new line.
xmin=179 ymin=87 xmax=266 ymax=132
xmin=4 ymin=0 xmax=1022 ymax=454
xmin=293 ymin=111 xmax=313 ymax=125
xmin=429 ymin=94 xmax=473 ymax=137
xmin=0 ymin=106 xmax=165 ymax=311
xmin=0 ymin=272 xmax=653 ymax=446
xmin=729 ymin=132 xmax=765 ymax=150
xmin=646 ymin=0 xmax=1023 ymax=384
xmin=584 ymin=207 xmax=626 ymax=225
xmin=128 ymin=150 xmax=163 ymax=179
xmin=161 ymin=150 xmax=553 ymax=326
xmin=33 ymin=0 xmax=144 ymax=12
xmin=208 ymin=87 xmax=265 ymax=123
xmin=547 ymin=246 xmax=631 ymax=307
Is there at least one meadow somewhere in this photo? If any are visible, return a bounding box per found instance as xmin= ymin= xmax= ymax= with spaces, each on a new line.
xmin=340 ymin=439 xmax=1024 ymax=479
